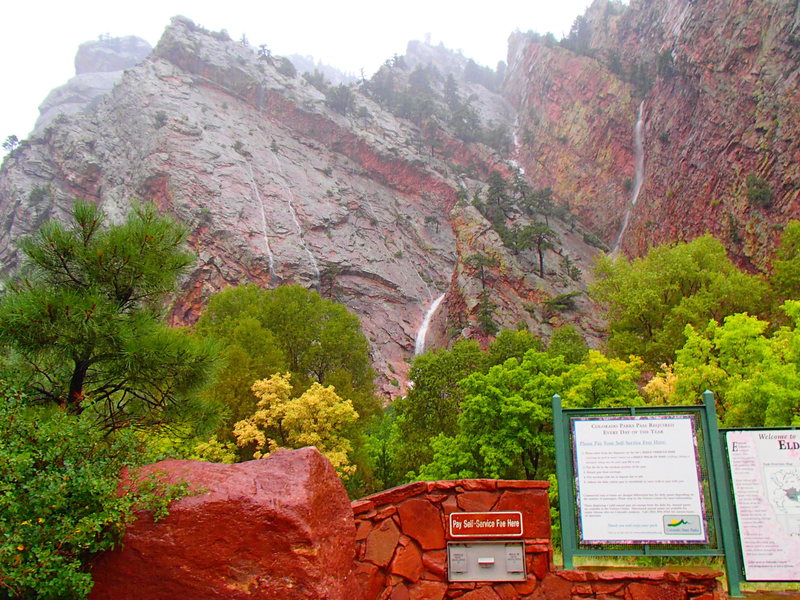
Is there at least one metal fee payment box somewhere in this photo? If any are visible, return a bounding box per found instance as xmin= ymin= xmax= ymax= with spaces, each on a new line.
xmin=447 ymin=541 xmax=526 ymax=582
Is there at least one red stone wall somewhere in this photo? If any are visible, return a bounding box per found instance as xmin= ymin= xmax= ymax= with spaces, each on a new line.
xmin=349 ymin=479 xmax=724 ymax=600
xmin=349 ymin=479 xmax=552 ymax=599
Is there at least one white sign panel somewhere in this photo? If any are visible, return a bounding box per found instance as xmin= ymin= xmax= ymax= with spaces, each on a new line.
xmin=726 ymin=430 xmax=800 ymax=581
xmin=573 ymin=415 xmax=707 ymax=543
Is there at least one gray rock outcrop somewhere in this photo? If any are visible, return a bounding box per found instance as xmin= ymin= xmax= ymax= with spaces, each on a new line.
xmin=34 ymin=36 xmax=151 ymax=135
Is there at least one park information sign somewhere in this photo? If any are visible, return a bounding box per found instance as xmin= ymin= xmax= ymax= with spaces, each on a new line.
xmin=726 ymin=430 xmax=800 ymax=581
xmin=572 ymin=415 xmax=707 ymax=544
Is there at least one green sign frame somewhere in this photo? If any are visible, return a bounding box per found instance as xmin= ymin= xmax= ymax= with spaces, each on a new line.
xmin=552 ymin=391 xmax=744 ymax=596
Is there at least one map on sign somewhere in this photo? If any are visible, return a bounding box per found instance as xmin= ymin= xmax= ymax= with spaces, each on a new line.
xmin=766 ymin=467 xmax=800 ymax=534
xmin=727 ymin=430 xmax=800 ymax=581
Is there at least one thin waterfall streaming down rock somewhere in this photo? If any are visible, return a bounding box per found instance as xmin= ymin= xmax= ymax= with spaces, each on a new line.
xmin=268 ymin=151 xmax=321 ymax=289
xmin=510 ymin=121 xmax=526 ymax=175
xmin=414 ymin=294 xmax=445 ymax=356
xmin=246 ymin=162 xmax=276 ymax=278
xmin=613 ymin=101 xmax=645 ymax=255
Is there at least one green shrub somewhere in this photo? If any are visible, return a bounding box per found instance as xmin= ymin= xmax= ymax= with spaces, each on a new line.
xmin=582 ymin=231 xmax=608 ymax=251
xmin=302 ymin=70 xmax=329 ymax=92
xmin=276 ymin=57 xmax=297 ymax=78
xmin=0 ymin=387 xmax=188 ymax=599
xmin=324 ymin=84 xmax=356 ymax=115
xmin=27 ymin=186 xmax=48 ymax=204
xmin=544 ymin=291 xmax=582 ymax=311
xmin=746 ymin=173 xmax=772 ymax=207
xmin=153 ymin=111 xmax=168 ymax=129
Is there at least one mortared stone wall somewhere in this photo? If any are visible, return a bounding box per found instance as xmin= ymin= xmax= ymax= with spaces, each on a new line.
xmin=88 ymin=450 xmax=725 ymax=599
xmin=349 ymin=479 xmax=724 ymax=600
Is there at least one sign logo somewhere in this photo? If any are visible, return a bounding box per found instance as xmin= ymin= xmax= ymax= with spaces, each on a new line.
xmin=662 ymin=515 xmax=702 ymax=535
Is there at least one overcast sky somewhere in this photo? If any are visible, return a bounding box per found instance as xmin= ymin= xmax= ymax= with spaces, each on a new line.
xmin=1 ymin=0 xmax=593 ymax=148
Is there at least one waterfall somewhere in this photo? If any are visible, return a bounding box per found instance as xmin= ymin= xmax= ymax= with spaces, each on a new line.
xmin=612 ymin=101 xmax=645 ymax=255
xmin=246 ymin=162 xmax=276 ymax=278
xmin=510 ymin=118 xmax=526 ymax=174
xmin=267 ymin=152 xmax=321 ymax=289
xmin=414 ymin=294 xmax=445 ymax=356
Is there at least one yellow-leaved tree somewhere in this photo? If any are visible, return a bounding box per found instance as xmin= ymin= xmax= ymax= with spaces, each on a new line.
xmin=233 ymin=373 xmax=359 ymax=478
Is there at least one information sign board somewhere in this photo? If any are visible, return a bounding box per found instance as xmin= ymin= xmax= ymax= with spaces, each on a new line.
xmin=726 ymin=430 xmax=800 ymax=581
xmin=572 ymin=415 xmax=707 ymax=543
xmin=449 ymin=512 xmax=523 ymax=538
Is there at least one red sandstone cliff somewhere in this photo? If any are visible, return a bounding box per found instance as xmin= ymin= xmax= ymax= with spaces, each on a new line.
xmin=4 ymin=1 xmax=793 ymax=392
xmin=505 ymin=0 xmax=800 ymax=269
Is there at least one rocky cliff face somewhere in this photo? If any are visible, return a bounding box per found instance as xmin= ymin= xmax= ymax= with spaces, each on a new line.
xmin=34 ymin=36 xmax=152 ymax=135
xmin=506 ymin=0 xmax=800 ymax=268
xmin=6 ymin=1 xmax=792 ymax=394
xmin=0 ymin=17 xmax=602 ymax=395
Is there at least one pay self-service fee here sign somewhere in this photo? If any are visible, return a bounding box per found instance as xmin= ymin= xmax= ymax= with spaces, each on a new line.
xmin=449 ymin=512 xmax=524 ymax=538
xmin=572 ymin=415 xmax=708 ymax=544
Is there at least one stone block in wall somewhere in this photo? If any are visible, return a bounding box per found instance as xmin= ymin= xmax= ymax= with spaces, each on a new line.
xmin=494 ymin=489 xmax=551 ymax=539
xmin=354 ymin=499 xmax=376 ymax=515
xmin=590 ymin=581 xmax=625 ymax=595
xmin=365 ymin=518 xmax=402 ymax=567
xmin=537 ymin=573 xmax=574 ymax=600
xmin=398 ymin=497 xmax=446 ymax=549
xmin=422 ymin=549 xmax=447 ymax=579
xmin=456 ymin=490 xmax=498 ymax=512
xmin=511 ymin=575 xmax=538 ymax=596
xmin=409 ymin=579 xmax=447 ymax=599
xmin=392 ymin=537 xmax=424 ymax=582
xmin=349 ymin=561 xmax=387 ymax=600
xmin=389 ymin=582 xmax=410 ymax=599
xmin=626 ymin=582 xmax=686 ymax=600
xmin=494 ymin=582 xmax=521 ymax=600
xmin=457 ymin=586 xmax=503 ymax=599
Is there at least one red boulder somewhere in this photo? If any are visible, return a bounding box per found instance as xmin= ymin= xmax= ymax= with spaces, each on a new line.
xmin=90 ymin=447 xmax=355 ymax=600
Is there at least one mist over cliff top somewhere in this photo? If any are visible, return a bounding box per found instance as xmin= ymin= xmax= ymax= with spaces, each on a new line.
xmin=1 ymin=0 xmax=593 ymax=145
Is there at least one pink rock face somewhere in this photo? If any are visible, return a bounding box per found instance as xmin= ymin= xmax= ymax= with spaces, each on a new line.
xmin=89 ymin=447 xmax=355 ymax=600
xmin=0 ymin=16 xmax=607 ymax=399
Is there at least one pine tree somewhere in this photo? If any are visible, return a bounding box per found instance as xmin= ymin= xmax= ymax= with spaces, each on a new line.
xmin=0 ymin=200 xmax=216 ymax=427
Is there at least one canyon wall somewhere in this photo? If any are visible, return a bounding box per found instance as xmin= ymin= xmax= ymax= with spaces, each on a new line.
xmin=506 ymin=0 xmax=800 ymax=269
xmin=0 ymin=17 xmax=603 ymax=394
xmin=4 ymin=0 xmax=796 ymax=393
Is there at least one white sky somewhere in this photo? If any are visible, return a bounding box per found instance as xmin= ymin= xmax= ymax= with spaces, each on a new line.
xmin=1 ymin=0 xmax=593 ymax=148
